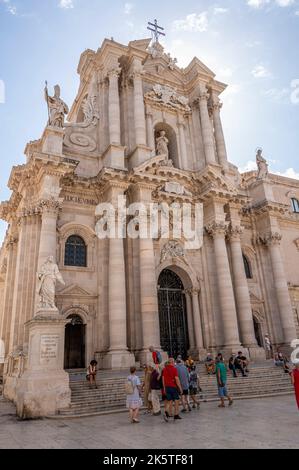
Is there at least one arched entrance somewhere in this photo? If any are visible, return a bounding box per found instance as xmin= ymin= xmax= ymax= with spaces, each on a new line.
xmin=158 ymin=269 xmax=190 ymax=359
xmin=64 ymin=314 xmax=86 ymax=370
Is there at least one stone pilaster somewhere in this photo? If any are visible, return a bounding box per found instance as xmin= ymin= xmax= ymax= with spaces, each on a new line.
xmin=228 ymin=226 xmax=258 ymax=348
xmin=132 ymin=69 xmax=147 ymax=147
xmin=198 ymin=90 xmax=216 ymax=165
xmin=206 ymin=222 xmax=241 ymax=349
xmin=189 ymin=288 xmax=206 ymax=358
xmin=37 ymin=199 xmax=61 ymax=269
xmin=212 ymin=101 xmax=228 ymax=169
xmin=178 ymin=117 xmax=188 ymax=170
xmin=264 ymin=232 xmax=297 ymax=344
xmin=108 ymin=67 xmax=121 ymax=145
xmin=146 ymin=106 xmax=155 ymax=151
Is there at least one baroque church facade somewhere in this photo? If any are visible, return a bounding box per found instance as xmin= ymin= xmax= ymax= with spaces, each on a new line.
xmin=1 ymin=36 xmax=299 ymax=406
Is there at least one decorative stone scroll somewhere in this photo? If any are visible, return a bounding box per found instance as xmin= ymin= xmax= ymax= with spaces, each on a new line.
xmin=145 ymin=84 xmax=191 ymax=112
xmin=64 ymin=75 xmax=99 ymax=153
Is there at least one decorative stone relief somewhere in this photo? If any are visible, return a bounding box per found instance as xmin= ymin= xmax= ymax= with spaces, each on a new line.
xmin=161 ymin=240 xmax=186 ymax=264
xmin=145 ymin=84 xmax=191 ymax=112
xmin=161 ymin=182 xmax=192 ymax=197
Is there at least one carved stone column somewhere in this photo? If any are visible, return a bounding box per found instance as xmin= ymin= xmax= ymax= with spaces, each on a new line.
xmin=132 ymin=70 xmax=147 ymax=147
xmin=190 ymin=288 xmax=205 ymax=351
xmin=139 ymin=213 xmax=161 ymax=364
xmin=228 ymin=226 xmax=258 ymax=348
xmin=198 ymin=91 xmax=216 ymax=165
xmin=1 ymin=235 xmax=18 ymax=357
xmin=206 ymin=222 xmax=241 ymax=349
xmin=108 ymin=67 xmax=121 ymax=145
xmin=212 ymin=101 xmax=228 ymax=169
xmin=103 ymin=185 xmax=135 ymax=369
xmin=264 ymin=232 xmax=297 ymax=344
xmin=37 ymin=199 xmax=61 ymax=269
xmin=185 ymin=290 xmax=195 ymax=351
xmin=178 ymin=118 xmax=189 ymax=170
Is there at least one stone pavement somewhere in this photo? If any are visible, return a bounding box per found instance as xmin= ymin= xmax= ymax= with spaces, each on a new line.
xmin=0 ymin=395 xmax=298 ymax=449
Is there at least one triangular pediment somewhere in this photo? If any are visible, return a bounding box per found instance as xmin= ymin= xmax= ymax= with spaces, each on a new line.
xmin=57 ymin=284 xmax=93 ymax=297
xmin=184 ymin=57 xmax=216 ymax=79
xmin=195 ymin=166 xmax=238 ymax=197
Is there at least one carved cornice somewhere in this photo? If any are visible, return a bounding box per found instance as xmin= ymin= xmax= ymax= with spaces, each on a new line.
xmin=205 ymin=221 xmax=228 ymax=238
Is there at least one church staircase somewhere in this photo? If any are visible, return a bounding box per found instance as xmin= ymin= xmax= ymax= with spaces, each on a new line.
xmin=58 ymin=362 xmax=294 ymax=418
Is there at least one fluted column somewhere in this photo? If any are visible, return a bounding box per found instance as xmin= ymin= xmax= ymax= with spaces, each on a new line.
xmin=132 ymin=70 xmax=147 ymax=147
xmin=146 ymin=106 xmax=155 ymax=151
xmin=198 ymin=91 xmax=216 ymax=165
xmin=191 ymin=288 xmax=204 ymax=349
xmin=178 ymin=118 xmax=188 ymax=170
xmin=37 ymin=199 xmax=61 ymax=269
xmin=139 ymin=214 xmax=161 ymax=356
xmin=108 ymin=67 xmax=121 ymax=145
xmin=108 ymin=236 xmax=129 ymax=352
xmin=229 ymin=226 xmax=257 ymax=347
xmin=212 ymin=101 xmax=228 ymax=169
xmin=206 ymin=222 xmax=241 ymax=348
xmin=0 ymin=235 xmax=18 ymax=356
xmin=265 ymin=232 xmax=297 ymax=343
xmin=185 ymin=290 xmax=195 ymax=351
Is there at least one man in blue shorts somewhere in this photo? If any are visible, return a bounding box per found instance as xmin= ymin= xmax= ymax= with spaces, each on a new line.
xmin=162 ymin=358 xmax=183 ymax=421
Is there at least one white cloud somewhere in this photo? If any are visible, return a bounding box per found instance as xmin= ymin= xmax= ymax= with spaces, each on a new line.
xmin=252 ymin=64 xmax=272 ymax=78
xmin=274 ymin=168 xmax=299 ymax=179
xmin=247 ymin=0 xmax=294 ymax=7
xmin=1 ymin=0 xmax=17 ymax=15
xmin=275 ymin=0 xmax=294 ymax=6
xmin=59 ymin=0 xmax=74 ymax=9
xmin=124 ymin=2 xmax=133 ymax=15
xmin=213 ymin=7 xmax=228 ymax=14
xmin=247 ymin=0 xmax=270 ymax=8
xmin=172 ymin=12 xmax=209 ymax=33
xmin=295 ymin=10 xmax=299 ymax=15
xmin=239 ymin=160 xmax=258 ymax=172
xmin=263 ymin=87 xmax=290 ymax=102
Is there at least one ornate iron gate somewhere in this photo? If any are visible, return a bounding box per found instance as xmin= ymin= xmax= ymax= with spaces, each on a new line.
xmin=158 ymin=269 xmax=190 ymax=359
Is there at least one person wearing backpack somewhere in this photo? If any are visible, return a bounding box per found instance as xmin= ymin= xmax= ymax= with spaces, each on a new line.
xmin=149 ymin=346 xmax=162 ymax=366
xmin=125 ymin=367 xmax=143 ymax=424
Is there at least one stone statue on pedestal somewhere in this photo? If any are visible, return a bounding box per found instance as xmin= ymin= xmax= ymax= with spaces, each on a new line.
xmin=256 ymin=148 xmax=269 ymax=180
xmin=45 ymin=84 xmax=69 ymax=128
xmin=156 ymin=131 xmax=169 ymax=157
xmin=37 ymin=256 xmax=65 ymax=310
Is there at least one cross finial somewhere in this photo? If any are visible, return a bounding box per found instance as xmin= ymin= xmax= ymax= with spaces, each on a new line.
xmin=147 ymin=19 xmax=166 ymax=43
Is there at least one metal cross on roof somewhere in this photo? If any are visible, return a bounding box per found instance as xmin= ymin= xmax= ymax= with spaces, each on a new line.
xmin=147 ymin=19 xmax=165 ymax=43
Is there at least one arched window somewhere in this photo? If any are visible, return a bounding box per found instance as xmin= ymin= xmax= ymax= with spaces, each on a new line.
xmin=65 ymin=236 xmax=87 ymax=267
xmin=243 ymin=254 xmax=252 ymax=279
xmin=291 ymin=198 xmax=299 ymax=213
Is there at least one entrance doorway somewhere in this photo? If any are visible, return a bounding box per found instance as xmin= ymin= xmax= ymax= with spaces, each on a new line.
xmin=253 ymin=316 xmax=263 ymax=348
xmin=158 ymin=269 xmax=190 ymax=359
xmin=64 ymin=314 xmax=86 ymax=370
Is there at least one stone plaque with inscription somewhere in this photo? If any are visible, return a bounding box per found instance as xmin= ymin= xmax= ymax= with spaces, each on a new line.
xmin=40 ymin=335 xmax=59 ymax=364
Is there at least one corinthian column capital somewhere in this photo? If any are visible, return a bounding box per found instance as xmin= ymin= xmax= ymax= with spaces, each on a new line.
xmin=38 ymin=197 xmax=63 ymax=216
xmin=205 ymin=221 xmax=228 ymax=239
xmin=198 ymin=92 xmax=210 ymax=103
xmin=212 ymin=101 xmax=223 ymax=113
xmin=107 ymin=66 xmax=121 ymax=80
xmin=228 ymin=225 xmax=244 ymax=242
xmin=262 ymin=232 xmax=282 ymax=246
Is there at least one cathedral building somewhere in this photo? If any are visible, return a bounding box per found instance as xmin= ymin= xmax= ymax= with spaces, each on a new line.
xmin=0 ymin=35 xmax=299 ymax=416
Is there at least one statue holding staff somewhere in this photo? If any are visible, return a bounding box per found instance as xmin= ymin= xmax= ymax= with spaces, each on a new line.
xmin=44 ymin=83 xmax=69 ymax=128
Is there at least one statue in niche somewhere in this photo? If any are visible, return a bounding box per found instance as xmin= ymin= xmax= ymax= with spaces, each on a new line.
xmin=256 ymin=148 xmax=269 ymax=180
xmin=45 ymin=84 xmax=69 ymax=128
xmin=37 ymin=256 xmax=65 ymax=310
xmin=156 ymin=130 xmax=169 ymax=157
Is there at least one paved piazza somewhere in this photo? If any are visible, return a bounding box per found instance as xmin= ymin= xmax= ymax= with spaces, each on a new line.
xmin=0 ymin=396 xmax=298 ymax=449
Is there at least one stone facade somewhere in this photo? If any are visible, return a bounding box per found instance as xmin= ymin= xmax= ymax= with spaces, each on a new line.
xmin=0 ymin=37 xmax=299 ymax=415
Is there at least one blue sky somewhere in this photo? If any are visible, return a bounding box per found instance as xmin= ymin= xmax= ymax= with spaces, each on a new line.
xmin=0 ymin=0 xmax=299 ymax=243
